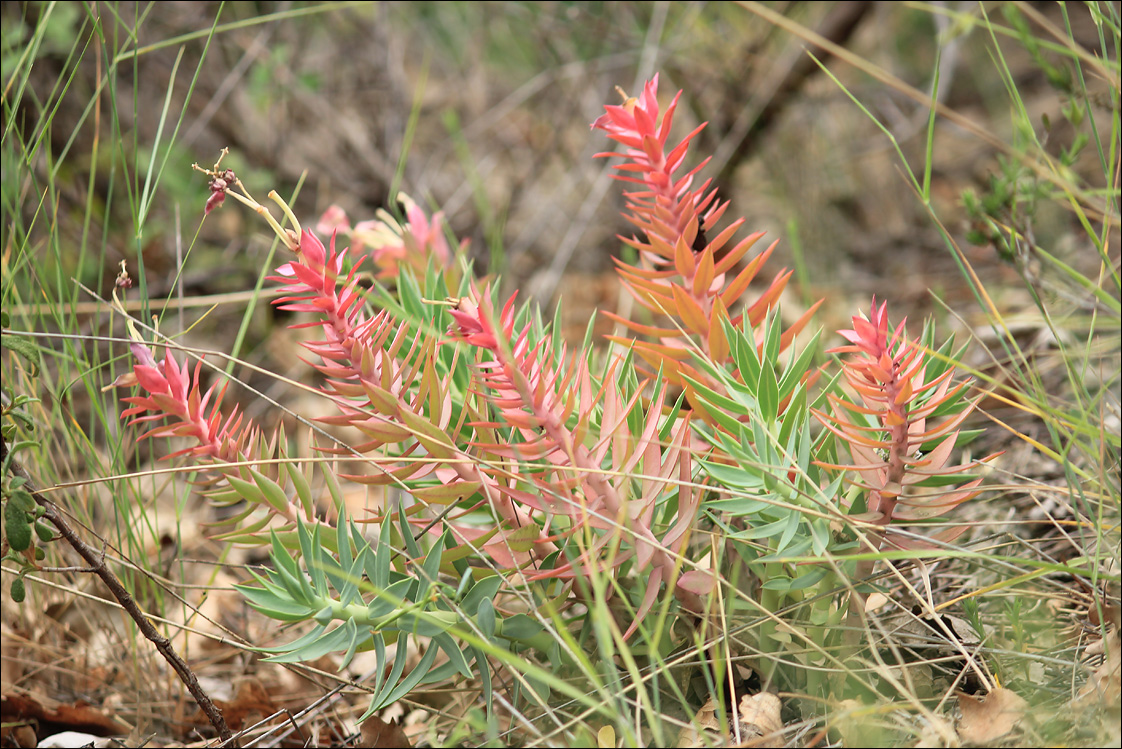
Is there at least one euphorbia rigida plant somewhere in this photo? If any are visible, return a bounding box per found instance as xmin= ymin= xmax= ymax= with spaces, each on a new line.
xmin=592 ymin=75 xmax=995 ymax=704
xmin=111 ymin=73 xmax=994 ymax=733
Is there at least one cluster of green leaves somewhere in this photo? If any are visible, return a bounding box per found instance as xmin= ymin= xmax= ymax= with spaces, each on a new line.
xmin=238 ymin=516 xmax=510 ymax=720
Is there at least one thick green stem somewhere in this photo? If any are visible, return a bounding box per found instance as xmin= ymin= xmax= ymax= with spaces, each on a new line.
xmin=756 ymin=562 xmax=785 ymax=687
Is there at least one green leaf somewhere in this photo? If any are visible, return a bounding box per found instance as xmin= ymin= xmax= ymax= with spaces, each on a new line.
xmin=787 ymin=567 xmax=829 ymax=590
xmin=757 ymin=357 xmax=779 ymax=423
xmin=776 ymin=510 xmax=801 ymax=553
xmin=400 ymin=408 xmax=458 ymax=459
xmin=257 ymin=623 xmax=329 ymax=656
xmin=476 ymin=598 xmax=497 ymax=639
xmin=472 ymin=644 xmax=494 ymax=712
xmin=760 ymin=575 xmax=794 ymax=592
xmin=705 ymin=494 xmax=770 ymax=516
xmin=250 ymin=468 xmax=293 ymax=516
xmin=700 ymin=459 xmax=763 ymax=490
xmin=808 ymin=517 xmax=831 ymax=555
xmin=8 ymin=486 xmax=35 ymax=513
xmin=285 ymin=461 xmax=313 ymax=514
xmin=433 ymin=631 xmax=473 ymax=679
xmin=4 ymin=497 xmax=32 ymax=551
xmin=501 ymin=613 xmax=545 ymax=642
xmin=505 ymin=521 xmax=541 ymax=553
xmin=366 ymin=520 xmax=392 ymax=589
xmin=683 ymin=374 xmax=752 ymax=431
xmin=411 ymin=480 xmax=482 ymax=504
xmin=778 ymin=331 xmax=820 ymax=396
xmin=366 ymin=578 xmax=415 ymax=619
xmin=460 ymin=575 xmax=502 ymax=615
xmin=5 ymin=440 xmax=40 ymax=459
xmin=757 ymin=535 xmax=813 ymax=564
xmin=264 ymin=624 xmax=355 ymax=663
xmin=298 ymin=521 xmax=328 ymax=595
xmin=1 ymin=334 xmax=41 ymax=377
xmin=335 ymin=514 xmax=353 ymax=579
xmin=414 ymin=531 xmax=448 ymax=603
xmin=733 ymin=517 xmax=789 ymax=541
xmin=225 ymin=474 xmax=266 ymax=507
xmin=371 ymin=639 xmax=441 ymax=712
xmin=365 ymin=634 xmax=420 ymax=714
xmin=321 ymin=462 xmax=346 ymax=513
xmin=399 ymin=504 xmax=423 ymax=559
xmin=726 ymin=315 xmax=761 ymax=383
xmin=269 ymin=531 xmax=315 ymax=602
xmin=313 ymin=605 xmax=336 ymax=626
xmin=777 ymin=384 xmax=806 ymax=449
xmin=235 ymin=583 xmax=315 ymax=621
xmin=336 ymin=548 xmax=368 ymax=607
xmin=339 ymin=618 xmax=368 ymax=671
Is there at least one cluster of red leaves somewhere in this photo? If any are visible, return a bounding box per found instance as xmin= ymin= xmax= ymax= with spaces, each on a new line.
xmin=446 ymin=286 xmax=707 ymax=634
xmin=268 ymin=205 xmax=709 ymax=632
xmin=813 ymin=299 xmax=997 ymax=549
xmin=113 ymin=335 xmax=317 ymax=528
xmin=591 ymin=74 xmax=821 ymax=387
xmin=117 ymin=340 xmax=255 ymax=465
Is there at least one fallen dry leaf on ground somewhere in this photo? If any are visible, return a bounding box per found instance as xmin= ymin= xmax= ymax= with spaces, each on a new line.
xmin=0 ymin=689 xmax=129 ymax=743
xmin=1072 ymin=604 xmax=1120 ymax=709
xmin=360 ymin=713 xmax=412 ymax=748
xmin=955 ymin=688 xmax=1027 ymax=745
xmin=914 ymin=714 xmax=959 ymax=748
xmin=675 ymin=692 xmax=785 ymax=748
xmin=676 ymin=696 xmax=722 ymax=748
xmin=737 ymin=692 xmax=783 ymax=748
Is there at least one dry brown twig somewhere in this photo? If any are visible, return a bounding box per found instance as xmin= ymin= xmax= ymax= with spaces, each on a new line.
xmin=1 ymin=435 xmax=239 ymax=748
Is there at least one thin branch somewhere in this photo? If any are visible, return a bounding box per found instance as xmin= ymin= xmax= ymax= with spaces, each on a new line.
xmin=1 ymin=436 xmax=238 ymax=748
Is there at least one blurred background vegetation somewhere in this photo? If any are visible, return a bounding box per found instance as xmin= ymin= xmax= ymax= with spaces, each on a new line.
xmin=8 ymin=2 xmax=1110 ymax=309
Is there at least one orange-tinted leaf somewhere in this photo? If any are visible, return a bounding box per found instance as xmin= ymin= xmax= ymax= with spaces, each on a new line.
xmin=672 ymin=284 xmax=710 ymax=335
xmin=601 ymin=310 xmax=688 ymax=339
xmin=719 ymin=240 xmax=779 ymax=307
xmin=692 ymin=246 xmax=716 ymax=297
xmin=708 ymin=296 xmax=731 ymax=363
xmin=675 ymin=230 xmax=698 ymax=279
xmin=713 ymin=230 xmax=766 ymax=275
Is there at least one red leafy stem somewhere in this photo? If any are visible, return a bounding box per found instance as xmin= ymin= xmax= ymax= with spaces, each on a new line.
xmin=448 ymin=287 xmax=706 ymax=636
xmin=116 ymin=339 xmax=318 ymax=528
xmin=591 ymin=74 xmax=820 ymax=383
xmin=812 ymin=299 xmax=996 ymax=550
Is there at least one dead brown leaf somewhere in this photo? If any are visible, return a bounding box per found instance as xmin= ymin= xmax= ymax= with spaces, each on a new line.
xmin=676 ymin=697 xmax=721 ymax=748
xmin=675 ymin=693 xmax=784 ymax=748
xmin=0 ymin=689 xmax=129 ymax=742
xmin=736 ymin=692 xmax=783 ymax=747
xmin=185 ymin=677 xmax=279 ymax=736
xmin=359 ymin=713 xmax=411 ymax=748
xmin=955 ymin=688 xmax=1027 ymax=745
xmin=1073 ymin=604 xmax=1120 ymax=709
